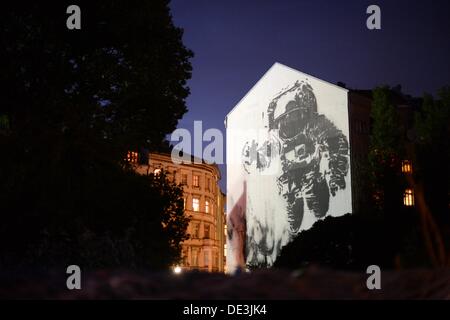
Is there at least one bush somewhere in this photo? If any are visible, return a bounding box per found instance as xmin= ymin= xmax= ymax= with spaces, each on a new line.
xmin=273 ymin=214 xmax=400 ymax=271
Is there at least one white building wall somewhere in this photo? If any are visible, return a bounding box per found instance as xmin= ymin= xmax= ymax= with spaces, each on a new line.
xmin=226 ymin=63 xmax=352 ymax=272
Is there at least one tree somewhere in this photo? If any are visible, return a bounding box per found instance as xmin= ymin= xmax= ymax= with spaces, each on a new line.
xmin=0 ymin=1 xmax=193 ymax=162
xmin=273 ymin=214 xmax=399 ymax=271
xmin=0 ymin=1 xmax=192 ymax=270
xmin=414 ymin=88 xmax=450 ymax=223
xmin=368 ymin=86 xmax=404 ymax=213
xmin=367 ymin=87 xmax=413 ymax=264
xmin=413 ymin=88 xmax=450 ymax=266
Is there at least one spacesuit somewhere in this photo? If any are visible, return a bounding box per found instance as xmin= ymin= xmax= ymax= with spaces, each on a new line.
xmin=243 ymin=80 xmax=349 ymax=236
xmin=239 ymin=79 xmax=350 ymax=268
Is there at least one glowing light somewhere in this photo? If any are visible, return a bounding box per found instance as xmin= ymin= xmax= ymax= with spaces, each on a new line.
xmin=401 ymin=160 xmax=412 ymax=173
xmin=403 ymin=189 xmax=414 ymax=207
xmin=126 ymin=151 xmax=139 ymax=164
xmin=173 ymin=266 xmax=182 ymax=274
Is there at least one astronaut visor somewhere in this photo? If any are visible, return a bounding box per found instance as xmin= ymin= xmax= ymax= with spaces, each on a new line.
xmin=276 ymin=107 xmax=305 ymax=139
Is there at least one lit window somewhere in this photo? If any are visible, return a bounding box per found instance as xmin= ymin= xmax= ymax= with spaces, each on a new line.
xmin=192 ymin=249 xmax=198 ymax=267
xmin=181 ymin=174 xmax=188 ymax=185
xmin=126 ymin=151 xmax=138 ymax=164
xmin=224 ymin=244 xmax=227 ymax=257
xmin=205 ymin=200 xmax=210 ymax=214
xmin=403 ymin=189 xmax=414 ymax=206
xmin=192 ymin=198 xmax=200 ymax=212
xmin=204 ymin=224 xmax=210 ymax=239
xmin=193 ymin=175 xmax=199 ymax=187
xmin=154 ymin=168 xmax=161 ymax=175
xmin=183 ymin=198 xmax=186 ymax=209
xmin=402 ymin=160 xmax=412 ymax=173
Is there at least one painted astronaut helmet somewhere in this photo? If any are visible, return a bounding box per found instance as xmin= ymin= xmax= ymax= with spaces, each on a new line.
xmin=271 ymin=81 xmax=318 ymax=141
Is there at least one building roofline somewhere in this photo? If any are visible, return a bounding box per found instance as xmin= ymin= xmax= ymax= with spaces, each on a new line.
xmin=224 ymin=62 xmax=349 ymax=126
xmin=149 ymin=151 xmax=222 ymax=180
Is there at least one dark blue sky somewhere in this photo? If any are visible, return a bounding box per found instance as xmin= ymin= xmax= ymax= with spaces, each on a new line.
xmin=169 ymin=0 xmax=450 ymax=190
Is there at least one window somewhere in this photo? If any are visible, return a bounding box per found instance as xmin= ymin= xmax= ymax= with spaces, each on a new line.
xmin=403 ymin=189 xmax=414 ymax=206
xmin=183 ymin=198 xmax=186 ymax=210
xmin=192 ymin=223 xmax=200 ymax=238
xmin=126 ymin=151 xmax=138 ymax=164
xmin=214 ymin=252 xmax=218 ymax=268
xmin=402 ymin=160 xmax=412 ymax=173
xmin=206 ymin=178 xmax=211 ymax=191
xmin=182 ymin=248 xmax=188 ymax=265
xmin=205 ymin=200 xmax=210 ymax=214
xmin=192 ymin=197 xmax=200 ymax=212
xmin=204 ymin=251 xmax=209 ymax=267
xmin=204 ymin=224 xmax=210 ymax=239
xmin=224 ymin=244 xmax=227 ymax=257
xmin=181 ymin=174 xmax=188 ymax=185
xmin=192 ymin=248 xmax=198 ymax=267
xmin=193 ymin=175 xmax=199 ymax=187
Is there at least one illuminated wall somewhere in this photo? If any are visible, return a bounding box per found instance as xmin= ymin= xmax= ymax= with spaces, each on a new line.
xmin=226 ymin=63 xmax=352 ymax=272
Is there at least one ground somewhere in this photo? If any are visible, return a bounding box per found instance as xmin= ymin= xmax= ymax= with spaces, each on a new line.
xmin=1 ymin=266 xmax=449 ymax=299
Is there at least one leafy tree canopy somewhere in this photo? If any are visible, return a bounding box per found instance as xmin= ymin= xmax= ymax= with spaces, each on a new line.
xmin=0 ymin=1 xmax=192 ymax=270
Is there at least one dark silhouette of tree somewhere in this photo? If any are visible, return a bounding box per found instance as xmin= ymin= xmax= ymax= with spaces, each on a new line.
xmin=413 ymin=88 xmax=450 ymax=266
xmin=274 ymin=214 xmax=398 ymax=271
xmin=0 ymin=1 xmax=192 ymax=270
xmin=414 ymin=88 xmax=450 ymax=224
xmin=368 ymin=87 xmax=404 ymax=213
xmin=366 ymin=86 xmax=413 ymax=264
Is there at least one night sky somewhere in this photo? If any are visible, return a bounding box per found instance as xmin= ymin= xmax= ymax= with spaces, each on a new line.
xmin=169 ymin=0 xmax=450 ymax=191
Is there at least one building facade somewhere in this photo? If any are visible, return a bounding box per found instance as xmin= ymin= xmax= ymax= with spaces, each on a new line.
xmin=133 ymin=152 xmax=226 ymax=273
xmin=225 ymin=63 xmax=352 ymax=272
xmin=225 ymin=63 xmax=421 ymax=272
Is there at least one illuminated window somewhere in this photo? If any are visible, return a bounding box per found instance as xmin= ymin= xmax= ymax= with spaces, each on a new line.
xmin=192 ymin=248 xmax=198 ymax=267
xmin=403 ymin=189 xmax=415 ymax=206
xmin=193 ymin=175 xmax=199 ymax=187
xmin=153 ymin=168 xmax=161 ymax=175
xmin=183 ymin=198 xmax=186 ymax=209
xmin=224 ymin=244 xmax=227 ymax=257
xmin=192 ymin=197 xmax=200 ymax=212
xmin=181 ymin=174 xmax=188 ymax=185
xmin=205 ymin=200 xmax=210 ymax=214
xmin=402 ymin=160 xmax=413 ymax=173
xmin=204 ymin=224 xmax=210 ymax=239
xmin=126 ymin=151 xmax=138 ymax=164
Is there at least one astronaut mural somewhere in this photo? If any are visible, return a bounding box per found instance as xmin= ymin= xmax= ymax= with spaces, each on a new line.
xmin=226 ymin=63 xmax=352 ymax=272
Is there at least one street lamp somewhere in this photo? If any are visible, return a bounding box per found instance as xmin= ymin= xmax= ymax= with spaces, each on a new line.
xmin=173 ymin=266 xmax=182 ymax=274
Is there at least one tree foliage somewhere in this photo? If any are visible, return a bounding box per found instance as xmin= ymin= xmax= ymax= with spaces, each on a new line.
xmin=368 ymin=86 xmax=405 ymax=212
xmin=274 ymin=214 xmax=403 ymax=271
xmin=274 ymin=87 xmax=450 ymax=270
xmin=0 ymin=1 xmax=192 ymax=270
xmin=414 ymin=88 xmax=450 ymax=223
